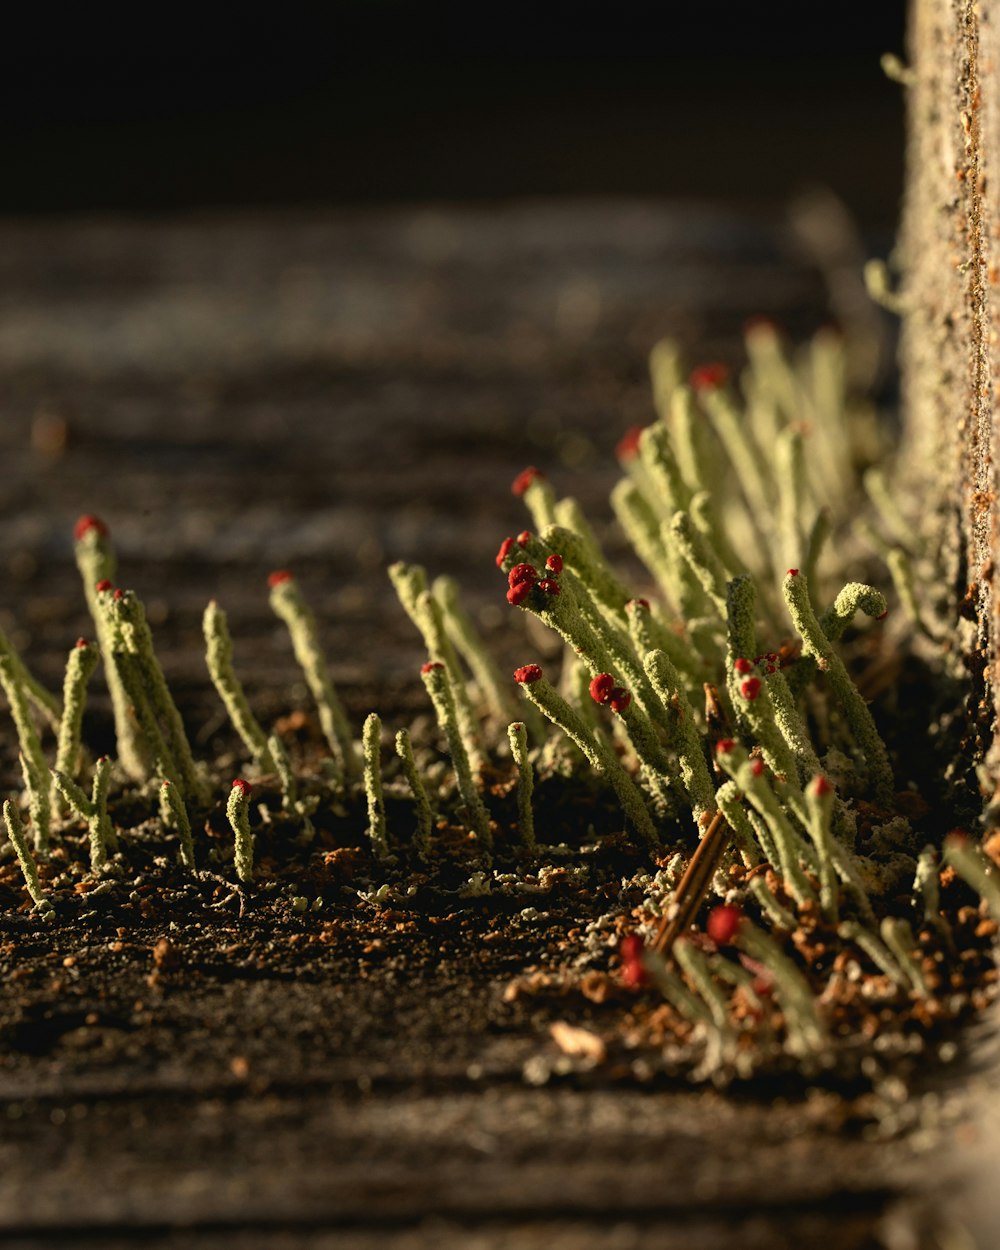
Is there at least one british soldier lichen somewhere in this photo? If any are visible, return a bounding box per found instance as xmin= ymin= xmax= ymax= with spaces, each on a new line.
xmin=0 ymin=317 xmax=993 ymax=1083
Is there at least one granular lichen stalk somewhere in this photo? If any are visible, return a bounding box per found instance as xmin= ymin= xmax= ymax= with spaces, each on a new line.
xmin=362 ymin=712 xmax=389 ymax=860
xmin=507 ymin=720 xmax=536 ymax=850
xmin=227 ymin=778 xmax=254 ymax=883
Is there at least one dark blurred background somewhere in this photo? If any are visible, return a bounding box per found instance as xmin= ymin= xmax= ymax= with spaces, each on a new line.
xmin=3 ymin=1 xmax=906 ymax=225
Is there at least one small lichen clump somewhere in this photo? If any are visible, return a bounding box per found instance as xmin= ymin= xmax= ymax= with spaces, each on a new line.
xmin=0 ymin=321 xmax=995 ymax=1082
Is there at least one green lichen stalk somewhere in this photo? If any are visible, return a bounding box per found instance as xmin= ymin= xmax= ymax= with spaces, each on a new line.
xmin=73 ymin=515 xmax=147 ymax=779
xmin=2 ymin=799 xmax=52 ymax=917
xmin=782 ymin=570 xmax=894 ymax=804
xmin=203 ymin=600 xmax=277 ymax=775
xmin=53 ymin=756 xmax=118 ymax=872
xmin=227 ymin=779 xmax=254 ymax=884
xmin=108 ymin=590 xmax=207 ymax=804
xmin=0 ymin=652 xmax=52 ymax=843
xmin=420 ymin=662 xmax=491 ymax=848
xmin=395 ymin=728 xmax=433 ymax=858
xmin=362 ymin=712 xmax=389 ymax=860
xmin=268 ymin=572 xmax=357 ymax=782
xmin=159 ymin=778 xmax=195 ymax=870
xmin=55 ymin=638 xmax=100 ymax=784
xmin=507 ymin=720 xmax=536 ymax=851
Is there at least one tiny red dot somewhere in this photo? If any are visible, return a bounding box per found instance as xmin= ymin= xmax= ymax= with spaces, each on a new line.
xmin=513 ymin=664 xmax=543 ymax=684
xmin=707 ymin=904 xmax=742 ymax=945
xmin=511 ymin=467 xmax=544 ymax=497
xmin=589 ymin=673 xmax=615 ymax=705
xmin=689 ymin=362 xmax=729 ymax=391
xmin=74 ymin=514 xmax=108 ymax=542
xmin=615 ymin=426 xmax=644 ymax=461
xmin=268 ymin=570 xmax=293 ymax=588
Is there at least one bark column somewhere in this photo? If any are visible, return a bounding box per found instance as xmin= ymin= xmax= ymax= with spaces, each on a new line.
xmin=900 ymin=0 xmax=1000 ymax=788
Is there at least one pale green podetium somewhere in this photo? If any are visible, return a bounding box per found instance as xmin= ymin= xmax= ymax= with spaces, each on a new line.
xmin=362 ymin=713 xmax=389 ymax=859
xmin=73 ymin=517 xmax=147 ymax=780
xmin=0 ymin=626 xmax=60 ymax=732
xmin=227 ymin=779 xmax=254 ymax=883
xmin=203 ymin=600 xmax=277 ymax=775
xmin=432 ymin=574 xmax=522 ymax=729
xmin=268 ymin=573 xmax=357 ymax=782
xmin=53 ymin=756 xmax=118 ymax=872
xmin=2 ymin=799 xmax=53 ymax=917
xmin=395 ymin=728 xmax=433 ymax=858
xmin=19 ymin=752 xmax=51 ymax=857
xmin=420 ymin=662 xmax=491 ymax=849
xmin=782 ymin=570 xmax=894 ymax=804
xmin=159 ymin=779 xmax=196 ymax=869
xmin=389 ymin=563 xmax=484 ymax=771
xmin=507 ymin=721 xmax=536 ymax=850
xmin=0 ymin=651 xmax=52 ymax=843
xmin=109 ymin=590 xmax=208 ymax=804
xmin=55 ymin=638 xmax=100 ymax=780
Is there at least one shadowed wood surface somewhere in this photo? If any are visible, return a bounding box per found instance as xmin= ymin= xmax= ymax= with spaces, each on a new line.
xmin=0 ymin=202 xmax=980 ymax=1248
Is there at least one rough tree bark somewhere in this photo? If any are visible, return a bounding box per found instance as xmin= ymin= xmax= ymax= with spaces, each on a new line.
xmin=901 ymin=0 xmax=1000 ymax=792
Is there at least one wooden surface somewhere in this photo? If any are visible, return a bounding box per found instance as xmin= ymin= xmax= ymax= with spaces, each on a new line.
xmin=0 ymin=201 xmax=980 ymax=1248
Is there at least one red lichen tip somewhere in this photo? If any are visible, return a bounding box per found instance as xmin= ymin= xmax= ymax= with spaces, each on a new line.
xmin=626 ymin=597 xmax=650 ymax=613
xmin=740 ymin=676 xmax=762 ymax=700
xmin=516 ymin=530 xmax=532 ymax=546
xmin=545 ymin=553 xmax=563 ymax=575
xmin=268 ymin=569 xmax=293 ymax=588
xmin=786 ymin=568 xmax=800 ymax=577
xmin=811 ymin=774 xmax=833 ymax=797
xmin=513 ymin=664 xmax=543 ymax=684
xmin=75 ymin=637 xmax=89 ymax=649
xmin=615 ymin=426 xmax=644 ymax=462
xmin=750 ymin=758 xmax=765 ymax=777
xmin=231 ymin=778 xmax=252 ymax=797
xmin=74 ymin=514 xmax=108 ymax=542
xmin=112 ymin=588 xmax=124 ymax=601
xmin=536 ymin=578 xmax=561 ymax=596
xmin=733 ymin=657 xmax=754 ymax=675
xmin=508 ymin=563 xmax=537 ymax=588
xmin=95 ymin=579 xmax=113 ymax=593
xmin=619 ymin=934 xmax=649 ymax=988
xmin=716 ymin=738 xmax=736 ymax=756
xmin=506 ymin=581 xmax=535 ymax=607
xmin=511 ymin=466 xmax=544 ymax=497
xmin=609 ymin=687 xmax=631 ymax=714
xmin=495 ymin=536 xmax=515 ymax=568
xmin=421 ymin=661 xmax=445 ymax=674
xmin=689 ymin=362 xmax=729 ymax=392
xmin=876 ymin=609 xmax=888 ymax=621
xmin=589 ymin=673 xmax=615 ymax=705
xmin=707 ymin=904 xmax=743 ymax=946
